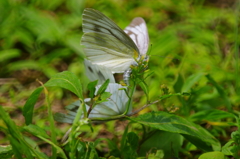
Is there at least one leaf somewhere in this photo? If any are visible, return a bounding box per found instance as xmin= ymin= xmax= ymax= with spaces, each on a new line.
xmin=98 ymin=92 xmax=111 ymax=103
xmin=44 ymin=71 xmax=83 ymax=99
xmin=127 ymin=132 xmax=139 ymax=151
xmin=87 ymin=80 xmax=98 ymax=98
xmin=138 ymin=80 xmax=149 ymax=99
xmin=129 ymin=111 xmax=220 ymax=151
xmin=0 ymin=145 xmax=13 ymax=159
xmin=23 ymin=124 xmax=50 ymax=139
xmin=148 ymin=150 xmax=164 ymax=159
xmin=9 ymin=138 xmax=24 ymax=159
xmin=96 ymin=79 xmax=109 ymax=95
xmin=181 ymin=72 xmax=204 ymax=92
xmin=158 ymin=93 xmax=186 ymax=100
xmin=205 ymin=74 xmax=232 ymax=112
xmin=173 ymin=74 xmax=184 ymax=93
xmin=182 ymin=134 xmax=212 ymax=151
xmin=0 ymin=106 xmax=41 ymax=158
xmin=139 ymin=130 xmax=182 ymax=158
xmin=23 ymin=87 xmax=43 ymax=125
xmin=189 ymin=109 xmax=235 ymax=122
xmin=198 ymin=151 xmax=225 ymax=159
xmin=0 ymin=49 xmax=20 ymax=62
xmin=221 ymin=140 xmax=235 ymax=156
xmin=7 ymin=60 xmax=41 ymax=71
xmin=120 ymin=132 xmax=138 ymax=158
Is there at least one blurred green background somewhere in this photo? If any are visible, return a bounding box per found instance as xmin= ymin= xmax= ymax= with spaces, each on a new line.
xmin=0 ymin=0 xmax=239 ymax=156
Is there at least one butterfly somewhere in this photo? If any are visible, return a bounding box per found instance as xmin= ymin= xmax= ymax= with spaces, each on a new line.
xmin=81 ymin=8 xmax=149 ymax=82
xmin=84 ymin=59 xmax=115 ymax=85
xmin=55 ymin=58 xmax=131 ymax=123
xmin=54 ymin=83 xmax=130 ymax=123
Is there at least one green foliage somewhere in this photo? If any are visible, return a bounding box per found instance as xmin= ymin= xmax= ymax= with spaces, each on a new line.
xmin=138 ymin=130 xmax=182 ymax=158
xmin=1 ymin=0 xmax=240 ymax=158
xmin=87 ymin=80 xmax=98 ymax=98
xmin=129 ymin=111 xmax=220 ymax=151
xmin=45 ymin=71 xmax=83 ymax=99
xmin=23 ymin=87 xmax=44 ymax=125
xmin=198 ymin=151 xmax=226 ymax=159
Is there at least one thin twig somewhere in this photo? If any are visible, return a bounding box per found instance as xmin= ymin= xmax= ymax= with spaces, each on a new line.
xmin=128 ymin=99 xmax=160 ymax=116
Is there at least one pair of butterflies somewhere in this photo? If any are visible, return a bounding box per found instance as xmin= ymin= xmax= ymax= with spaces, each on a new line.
xmin=55 ymin=8 xmax=149 ymax=123
xmin=83 ymin=8 xmax=149 ymax=85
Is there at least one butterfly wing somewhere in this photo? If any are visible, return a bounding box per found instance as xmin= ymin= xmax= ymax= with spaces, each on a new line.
xmin=89 ymin=83 xmax=130 ymax=118
xmin=81 ymin=8 xmax=139 ymax=73
xmin=124 ymin=17 xmax=149 ymax=55
xmin=54 ymin=83 xmax=130 ymax=123
xmin=84 ymin=59 xmax=115 ymax=84
xmin=82 ymin=32 xmax=136 ymax=72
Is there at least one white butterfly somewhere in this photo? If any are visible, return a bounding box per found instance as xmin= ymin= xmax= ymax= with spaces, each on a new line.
xmin=54 ymin=83 xmax=130 ymax=123
xmin=81 ymin=8 xmax=149 ymax=75
xmin=55 ymin=82 xmax=130 ymax=142
xmin=84 ymin=59 xmax=115 ymax=85
xmin=55 ymin=57 xmax=131 ymax=123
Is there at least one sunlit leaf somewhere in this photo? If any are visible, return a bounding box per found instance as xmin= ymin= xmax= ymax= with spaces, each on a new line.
xmin=87 ymin=80 xmax=98 ymax=98
xmin=129 ymin=111 xmax=220 ymax=151
xmin=23 ymin=124 xmax=50 ymax=139
xmin=23 ymin=87 xmax=43 ymax=125
xmin=96 ymin=79 xmax=110 ymax=95
xmin=44 ymin=71 xmax=83 ymax=99
xmin=182 ymin=72 xmax=204 ymax=92
xmin=198 ymin=151 xmax=225 ymax=159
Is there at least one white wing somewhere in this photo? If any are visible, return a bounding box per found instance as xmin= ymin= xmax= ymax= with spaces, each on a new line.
xmin=84 ymin=59 xmax=115 ymax=85
xmin=124 ymin=17 xmax=149 ymax=55
xmin=54 ymin=83 xmax=130 ymax=123
xmin=81 ymin=8 xmax=140 ymax=73
xmin=89 ymin=83 xmax=131 ymax=118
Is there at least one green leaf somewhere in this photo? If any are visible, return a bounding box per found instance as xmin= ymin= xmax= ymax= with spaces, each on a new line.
xmin=182 ymin=72 xmax=204 ymax=92
xmin=182 ymin=134 xmax=212 ymax=151
xmin=23 ymin=124 xmax=50 ymax=139
xmin=9 ymin=138 xmax=24 ymax=159
xmin=221 ymin=140 xmax=235 ymax=156
xmin=23 ymin=87 xmax=43 ymax=125
xmin=44 ymin=71 xmax=83 ymax=99
xmin=120 ymin=124 xmax=129 ymax=152
xmin=129 ymin=111 xmax=220 ymax=151
xmin=139 ymin=130 xmax=182 ymax=158
xmin=148 ymin=150 xmax=164 ymax=159
xmin=158 ymin=93 xmax=185 ymax=100
xmin=138 ymin=80 xmax=149 ymax=99
xmin=127 ymin=132 xmax=139 ymax=151
xmin=7 ymin=60 xmax=41 ymax=71
xmin=0 ymin=145 xmax=13 ymax=159
xmin=0 ymin=106 xmax=41 ymax=158
xmin=198 ymin=151 xmax=225 ymax=159
xmin=205 ymin=74 xmax=232 ymax=112
xmin=98 ymin=92 xmax=111 ymax=103
xmin=87 ymin=80 xmax=98 ymax=98
xmin=96 ymin=79 xmax=109 ymax=95
xmin=0 ymin=49 xmax=20 ymax=62
xmin=174 ymin=74 xmax=184 ymax=93
xmin=189 ymin=109 xmax=235 ymax=122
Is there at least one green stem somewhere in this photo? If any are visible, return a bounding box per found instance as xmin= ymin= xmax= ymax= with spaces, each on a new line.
xmin=45 ymin=89 xmax=57 ymax=159
xmin=124 ymin=81 xmax=136 ymax=115
xmin=69 ymin=98 xmax=85 ymax=159
xmin=37 ymin=136 xmax=68 ymax=159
